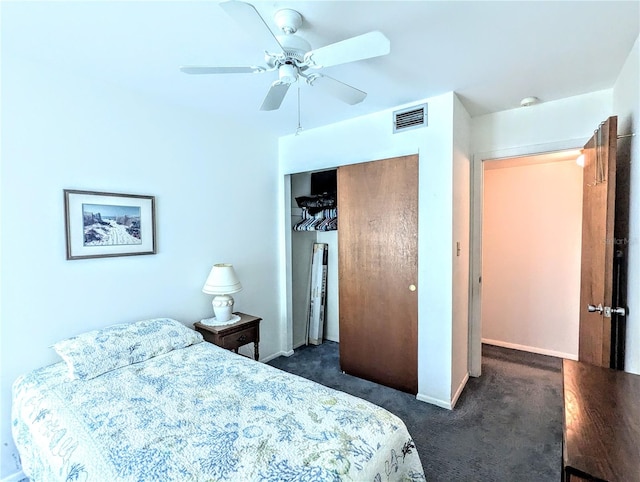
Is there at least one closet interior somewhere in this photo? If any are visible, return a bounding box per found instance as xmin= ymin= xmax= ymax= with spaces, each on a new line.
xmin=290 ymin=169 xmax=339 ymax=348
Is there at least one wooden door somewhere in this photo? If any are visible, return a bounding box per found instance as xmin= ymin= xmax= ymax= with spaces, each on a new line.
xmin=337 ymin=155 xmax=418 ymax=394
xmin=579 ymin=116 xmax=625 ymax=368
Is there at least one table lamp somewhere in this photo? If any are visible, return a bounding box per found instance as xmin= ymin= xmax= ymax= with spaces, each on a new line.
xmin=202 ymin=263 xmax=242 ymax=325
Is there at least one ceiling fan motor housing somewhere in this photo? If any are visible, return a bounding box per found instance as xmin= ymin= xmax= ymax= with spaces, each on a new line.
xmin=270 ymin=8 xmax=310 ymax=69
xmin=266 ymin=34 xmax=311 ymax=82
xmin=274 ymin=34 xmax=311 ymax=61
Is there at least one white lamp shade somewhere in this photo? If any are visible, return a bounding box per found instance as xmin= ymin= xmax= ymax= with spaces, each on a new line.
xmin=202 ymin=263 xmax=242 ymax=295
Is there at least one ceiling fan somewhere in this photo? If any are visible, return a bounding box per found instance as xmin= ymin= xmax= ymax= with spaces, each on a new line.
xmin=180 ymin=0 xmax=391 ymax=111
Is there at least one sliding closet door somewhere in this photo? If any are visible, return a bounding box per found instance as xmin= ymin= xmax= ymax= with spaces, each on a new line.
xmin=338 ymin=155 xmax=418 ymax=394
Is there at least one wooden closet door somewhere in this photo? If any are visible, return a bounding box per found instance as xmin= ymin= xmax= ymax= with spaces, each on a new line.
xmin=338 ymin=155 xmax=418 ymax=394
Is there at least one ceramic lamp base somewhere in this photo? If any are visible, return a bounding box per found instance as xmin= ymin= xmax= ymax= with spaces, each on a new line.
xmin=212 ymin=294 xmax=235 ymax=322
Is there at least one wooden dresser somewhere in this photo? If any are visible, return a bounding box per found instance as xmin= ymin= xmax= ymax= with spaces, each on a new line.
xmin=562 ymin=359 xmax=640 ymax=482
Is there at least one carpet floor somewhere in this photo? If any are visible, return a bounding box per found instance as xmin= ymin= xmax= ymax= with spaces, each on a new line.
xmin=267 ymin=341 xmax=563 ymax=482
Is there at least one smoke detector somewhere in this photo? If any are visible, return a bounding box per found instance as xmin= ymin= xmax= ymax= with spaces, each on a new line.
xmin=520 ymin=96 xmax=540 ymax=107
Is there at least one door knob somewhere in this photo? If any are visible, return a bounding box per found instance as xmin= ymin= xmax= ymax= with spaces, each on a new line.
xmin=409 ymin=284 xmax=416 ymax=292
xmin=604 ymin=306 xmax=626 ymax=317
xmin=587 ymin=304 xmax=627 ymax=317
xmin=587 ymin=303 xmax=603 ymax=314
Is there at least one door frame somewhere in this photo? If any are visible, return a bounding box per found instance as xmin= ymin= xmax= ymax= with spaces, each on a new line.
xmin=468 ymin=138 xmax=589 ymax=376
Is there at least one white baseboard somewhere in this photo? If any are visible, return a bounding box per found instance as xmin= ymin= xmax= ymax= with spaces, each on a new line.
xmin=260 ymin=349 xmax=294 ymax=363
xmin=416 ymin=372 xmax=470 ymax=411
xmin=1 ymin=470 xmax=26 ymax=482
xmin=450 ymin=372 xmax=469 ymax=409
xmin=416 ymin=392 xmax=453 ymax=410
xmin=482 ymin=338 xmax=578 ymax=360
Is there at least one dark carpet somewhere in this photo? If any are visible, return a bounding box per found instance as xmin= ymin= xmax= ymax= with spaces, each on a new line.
xmin=267 ymin=341 xmax=562 ymax=482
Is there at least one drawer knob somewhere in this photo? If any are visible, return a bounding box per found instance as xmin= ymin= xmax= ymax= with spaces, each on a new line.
xmin=237 ymin=334 xmax=247 ymax=342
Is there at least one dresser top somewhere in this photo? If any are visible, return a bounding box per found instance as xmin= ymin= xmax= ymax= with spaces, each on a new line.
xmin=563 ymin=359 xmax=640 ymax=481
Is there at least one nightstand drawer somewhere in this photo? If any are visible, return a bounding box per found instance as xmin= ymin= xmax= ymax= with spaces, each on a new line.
xmin=219 ymin=327 xmax=257 ymax=350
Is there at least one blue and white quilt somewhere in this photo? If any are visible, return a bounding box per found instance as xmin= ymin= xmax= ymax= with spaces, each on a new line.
xmin=13 ymin=341 xmax=425 ymax=481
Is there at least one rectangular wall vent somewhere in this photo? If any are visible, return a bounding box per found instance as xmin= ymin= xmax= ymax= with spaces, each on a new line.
xmin=393 ymin=103 xmax=428 ymax=133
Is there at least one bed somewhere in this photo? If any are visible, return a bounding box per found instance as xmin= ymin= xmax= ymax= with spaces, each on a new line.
xmin=12 ymin=318 xmax=425 ymax=481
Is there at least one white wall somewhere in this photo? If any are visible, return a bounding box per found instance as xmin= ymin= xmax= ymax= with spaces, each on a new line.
xmin=289 ymin=172 xmax=315 ymax=348
xmin=451 ymin=96 xmax=471 ymax=404
xmin=612 ymin=34 xmax=640 ymax=374
xmin=0 ymin=55 xmax=280 ymax=479
xmin=472 ymin=90 xmax=613 ymax=154
xmin=482 ymin=159 xmax=583 ymax=358
xmin=280 ymin=92 xmax=470 ymax=409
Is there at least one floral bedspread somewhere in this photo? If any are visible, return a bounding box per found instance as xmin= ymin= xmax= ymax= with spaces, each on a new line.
xmin=13 ymin=342 xmax=425 ymax=481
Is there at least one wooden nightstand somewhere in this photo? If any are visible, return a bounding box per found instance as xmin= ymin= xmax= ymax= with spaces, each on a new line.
xmin=194 ymin=312 xmax=261 ymax=360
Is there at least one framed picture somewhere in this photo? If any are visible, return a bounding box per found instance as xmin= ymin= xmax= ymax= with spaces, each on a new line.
xmin=64 ymin=190 xmax=156 ymax=260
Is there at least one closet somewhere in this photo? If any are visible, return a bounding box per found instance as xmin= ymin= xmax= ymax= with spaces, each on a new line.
xmin=338 ymin=155 xmax=419 ymax=394
xmin=289 ymin=154 xmax=418 ymax=395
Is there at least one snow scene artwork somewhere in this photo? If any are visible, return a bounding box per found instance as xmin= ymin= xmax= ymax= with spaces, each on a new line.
xmin=82 ymin=204 xmax=142 ymax=246
xmin=64 ymin=190 xmax=156 ymax=260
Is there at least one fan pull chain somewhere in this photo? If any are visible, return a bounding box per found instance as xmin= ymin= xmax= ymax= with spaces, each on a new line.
xmin=295 ymin=85 xmax=303 ymax=136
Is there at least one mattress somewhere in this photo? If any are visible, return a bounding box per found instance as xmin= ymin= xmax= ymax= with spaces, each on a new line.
xmin=13 ymin=341 xmax=425 ymax=481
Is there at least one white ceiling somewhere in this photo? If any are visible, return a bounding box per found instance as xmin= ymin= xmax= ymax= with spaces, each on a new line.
xmin=2 ymin=1 xmax=638 ymax=136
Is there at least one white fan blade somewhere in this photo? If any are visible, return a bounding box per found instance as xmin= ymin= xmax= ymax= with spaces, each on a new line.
xmin=180 ymin=66 xmax=265 ymax=74
xmin=308 ymin=74 xmax=366 ymax=105
xmin=304 ymin=31 xmax=390 ymax=69
xmin=260 ymin=82 xmax=290 ymax=111
xmin=220 ymin=1 xmax=283 ymax=55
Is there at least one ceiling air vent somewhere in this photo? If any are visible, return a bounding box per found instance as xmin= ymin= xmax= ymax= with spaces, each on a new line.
xmin=393 ymin=103 xmax=428 ymax=133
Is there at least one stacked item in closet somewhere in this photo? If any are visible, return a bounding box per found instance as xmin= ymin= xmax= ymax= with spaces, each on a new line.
xmin=293 ymin=193 xmax=337 ymax=231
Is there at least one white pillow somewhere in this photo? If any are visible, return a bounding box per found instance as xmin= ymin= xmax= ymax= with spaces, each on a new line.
xmin=52 ymin=318 xmax=203 ymax=380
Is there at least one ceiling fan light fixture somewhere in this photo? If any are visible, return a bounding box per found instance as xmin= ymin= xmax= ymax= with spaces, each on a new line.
xmin=279 ymin=64 xmax=298 ymax=84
